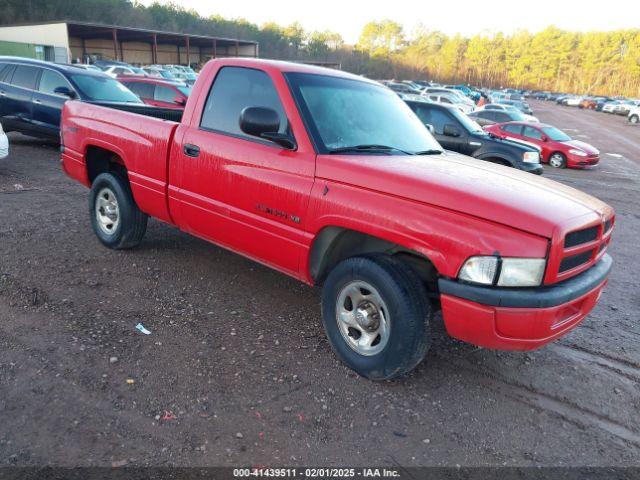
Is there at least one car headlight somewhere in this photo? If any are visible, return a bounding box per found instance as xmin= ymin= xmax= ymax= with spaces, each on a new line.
xmin=569 ymin=149 xmax=587 ymax=157
xmin=523 ymin=151 xmax=540 ymax=163
xmin=458 ymin=256 xmax=546 ymax=287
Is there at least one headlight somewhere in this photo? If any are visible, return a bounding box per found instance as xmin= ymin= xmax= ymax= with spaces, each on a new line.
xmin=523 ymin=151 xmax=540 ymax=163
xmin=459 ymin=256 xmax=546 ymax=287
xmin=569 ymin=149 xmax=587 ymax=157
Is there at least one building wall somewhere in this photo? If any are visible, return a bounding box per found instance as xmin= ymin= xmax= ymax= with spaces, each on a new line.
xmin=0 ymin=40 xmax=39 ymax=58
xmin=0 ymin=23 xmax=70 ymax=49
xmin=0 ymin=23 xmax=71 ymax=62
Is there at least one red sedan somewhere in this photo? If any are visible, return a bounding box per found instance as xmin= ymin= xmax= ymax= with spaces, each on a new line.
xmin=484 ymin=122 xmax=600 ymax=168
xmin=118 ymin=76 xmax=191 ymax=110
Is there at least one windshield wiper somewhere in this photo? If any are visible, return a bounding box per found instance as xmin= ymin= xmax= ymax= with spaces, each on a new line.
xmin=414 ymin=149 xmax=443 ymax=155
xmin=328 ymin=144 xmax=414 ymax=155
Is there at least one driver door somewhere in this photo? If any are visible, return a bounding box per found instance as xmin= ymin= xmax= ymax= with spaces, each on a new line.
xmin=172 ymin=66 xmax=315 ymax=276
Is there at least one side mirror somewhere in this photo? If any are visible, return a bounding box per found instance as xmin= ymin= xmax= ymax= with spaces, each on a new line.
xmin=541 ymin=135 xmax=548 ymax=142
xmin=425 ymin=123 xmax=435 ymax=134
xmin=173 ymin=96 xmax=187 ymax=106
xmin=54 ymin=86 xmax=77 ymax=99
xmin=239 ymin=107 xmax=296 ymax=150
xmin=443 ymin=124 xmax=461 ymax=137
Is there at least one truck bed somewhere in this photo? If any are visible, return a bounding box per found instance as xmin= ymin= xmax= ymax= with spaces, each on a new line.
xmin=61 ymin=100 xmax=180 ymax=224
xmin=94 ymin=102 xmax=184 ymax=123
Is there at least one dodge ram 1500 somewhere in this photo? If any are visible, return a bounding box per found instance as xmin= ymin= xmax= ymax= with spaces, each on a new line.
xmin=61 ymin=58 xmax=614 ymax=380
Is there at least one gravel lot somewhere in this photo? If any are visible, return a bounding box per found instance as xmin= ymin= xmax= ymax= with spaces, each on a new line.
xmin=0 ymin=100 xmax=639 ymax=468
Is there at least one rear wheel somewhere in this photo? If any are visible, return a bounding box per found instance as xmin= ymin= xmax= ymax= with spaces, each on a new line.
xmin=89 ymin=172 xmax=148 ymax=249
xmin=630 ymin=115 xmax=639 ymax=124
xmin=549 ymin=152 xmax=567 ymax=169
xmin=321 ymin=254 xmax=432 ymax=380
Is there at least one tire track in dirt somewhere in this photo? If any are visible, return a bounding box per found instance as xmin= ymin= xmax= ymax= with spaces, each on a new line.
xmin=448 ymin=359 xmax=640 ymax=448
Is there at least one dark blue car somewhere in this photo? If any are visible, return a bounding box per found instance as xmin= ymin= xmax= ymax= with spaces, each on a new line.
xmin=0 ymin=57 xmax=142 ymax=138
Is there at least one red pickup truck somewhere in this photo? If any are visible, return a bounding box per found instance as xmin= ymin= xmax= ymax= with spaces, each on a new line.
xmin=61 ymin=58 xmax=614 ymax=380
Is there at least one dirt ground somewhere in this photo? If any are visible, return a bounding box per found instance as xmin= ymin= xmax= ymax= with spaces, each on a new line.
xmin=0 ymin=100 xmax=639 ymax=468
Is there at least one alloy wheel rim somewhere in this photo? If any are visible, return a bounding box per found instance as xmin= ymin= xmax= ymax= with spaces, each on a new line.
xmin=335 ymin=280 xmax=390 ymax=356
xmin=550 ymin=155 xmax=563 ymax=168
xmin=95 ymin=187 xmax=120 ymax=235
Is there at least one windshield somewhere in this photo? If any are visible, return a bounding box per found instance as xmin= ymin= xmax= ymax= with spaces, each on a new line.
xmin=71 ymin=75 xmax=142 ymax=103
xmin=450 ymin=109 xmax=484 ymax=134
xmin=177 ymin=85 xmax=192 ymax=96
xmin=542 ymin=126 xmax=571 ymax=142
xmin=286 ymin=73 xmax=442 ymax=154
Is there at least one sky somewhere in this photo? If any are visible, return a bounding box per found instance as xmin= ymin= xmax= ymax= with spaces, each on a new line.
xmin=139 ymin=0 xmax=640 ymax=44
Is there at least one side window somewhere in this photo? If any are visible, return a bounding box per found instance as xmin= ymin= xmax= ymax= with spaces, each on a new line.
xmin=485 ymin=105 xmax=498 ymax=110
xmin=427 ymin=108 xmax=453 ymax=135
xmin=523 ymin=126 xmax=543 ymax=140
xmin=39 ymin=69 xmax=73 ymax=95
xmin=0 ymin=64 xmax=15 ymax=83
xmin=412 ymin=105 xmax=431 ymax=125
xmin=124 ymin=82 xmax=154 ymax=99
xmin=10 ymin=65 xmax=39 ymax=90
xmin=200 ymin=66 xmax=287 ymax=137
xmin=154 ymin=85 xmax=178 ymax=103
xmin=495 ymin=112 xmax=510 ymax=122
xmin=441 ymin=97 xmax=452 ymax=104
xmin=502 ymin=124 xmax=522 ymax=135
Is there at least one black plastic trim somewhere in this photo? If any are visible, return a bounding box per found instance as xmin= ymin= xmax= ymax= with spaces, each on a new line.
xmin=438 ymin=254 xmax=612 ymax=308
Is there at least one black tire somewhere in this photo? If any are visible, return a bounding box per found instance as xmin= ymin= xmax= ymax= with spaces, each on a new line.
xmin=549 ymin=152 xmax=567 ymax=169
xmin=321 ymin=254 xmax=432 ymax=381
xmin=89 ymin=172 xmax=148 ymax=249
xmin=485 ymin=158 xmax=512 ymax=168
xmin=630 ymin=115 xmax=639 ymax=124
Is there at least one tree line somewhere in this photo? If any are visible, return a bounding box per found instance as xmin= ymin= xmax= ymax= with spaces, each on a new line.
xmin=3 ymin=0 xmax=639 ymax=96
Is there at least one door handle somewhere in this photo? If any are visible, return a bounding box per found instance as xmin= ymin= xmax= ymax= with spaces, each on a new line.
xmin=0 ymin=91 xmax=6 ymax=97
xmin=33 ymin=99 xmax=42 ymax=104
xmin=183 ymin=144 xmax=200 ymax=158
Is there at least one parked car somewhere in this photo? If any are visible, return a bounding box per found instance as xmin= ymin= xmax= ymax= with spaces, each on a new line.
xmin=0 ymin=56 xmax=143 ymax=138
xmin=470 ymin=106 xmax=538 ymax=125
xmin=405 ymin=100 xmax=542 ymax=174
xmin=423 ymin=87 xmax=475 ymax=107
xmin=422 ymin=93 xmax=474 ymax=114
xmin=385 ymin=81 xmax=422 ymax=95
xmin=596 ymin=99 xmax=615 ymax=111
xmin=119 ymin=77 xmax=191 ymax=109
xmin=602 ymin=101 xmax=622 ymax=113
xmin=93 ymin=59 xmax=131 ymax=70
xmin=628 ymin=106 xmax=640 ymax=124
xmin=60 ymin=58 xmax=614 ymax=380
xmin=72 ymin=64 xmax=103 ymax=73
xmin=579 ymin=97 xmax=597 ymax=109
xmin=0 ymin=121 xmax=8 ymax=159
xmin=447 ymin=85 xmax=481 ymax=102
xmin=143 ymin=67 xmax=183 ymax=83
xmin=103 ymin=65 xmax=144 ymax=78
xmin=484 ymin=122 xmax=600 ymax=168
xmin=496 ymin=99 xmax=534 ymax=115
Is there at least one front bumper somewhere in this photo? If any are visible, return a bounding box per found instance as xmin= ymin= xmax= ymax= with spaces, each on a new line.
xmin=568 ymin=153 xmax=600 ymax=168
xmin=437 ymin=254 xmax=612 ymax=350
xmin=520 ymin=162 xmax=544 ymax=175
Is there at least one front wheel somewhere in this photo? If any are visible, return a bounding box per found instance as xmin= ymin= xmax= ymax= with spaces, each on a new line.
xmin=630 ymin=115 xmax=639 ymax=124
xmin=549 ymin=152 xmax=567 ymax=169
xmin=89 ymin=172 xmax=148 ymax=249
xmin=321 ymin=254 xmax=432 ymax=380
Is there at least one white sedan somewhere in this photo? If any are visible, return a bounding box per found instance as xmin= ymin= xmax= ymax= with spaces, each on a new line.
xmin=0 ymin=122 xmax=8 ymax=159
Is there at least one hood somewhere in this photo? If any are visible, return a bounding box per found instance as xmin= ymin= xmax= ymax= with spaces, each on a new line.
xmin=316 ymin=151 xmax=611 ymax=238
xmin=563 ymin=140 xmax=599 ymax=155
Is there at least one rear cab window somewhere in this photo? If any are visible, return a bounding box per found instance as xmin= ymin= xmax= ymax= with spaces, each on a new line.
xmin=200 ymin=66 xmax=288 ymax=139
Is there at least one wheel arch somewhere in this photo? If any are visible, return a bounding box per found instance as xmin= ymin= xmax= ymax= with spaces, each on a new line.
xmin=85 ymin=144 xmax=129 ymax=185
xmin=308 ymin=226 xmax=440 ymax=291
